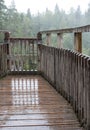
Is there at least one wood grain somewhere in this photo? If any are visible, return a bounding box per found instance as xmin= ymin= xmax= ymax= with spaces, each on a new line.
xmin=0 ymin=75 xmax=83 ymax=130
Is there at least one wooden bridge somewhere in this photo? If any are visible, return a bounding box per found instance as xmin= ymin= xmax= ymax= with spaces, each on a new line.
xmin=0 ymin=25 xmax=90 ymax=130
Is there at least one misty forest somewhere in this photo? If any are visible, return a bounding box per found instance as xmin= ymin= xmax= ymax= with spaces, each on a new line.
xmin=0 ymin=0 xmax=90 ymax=55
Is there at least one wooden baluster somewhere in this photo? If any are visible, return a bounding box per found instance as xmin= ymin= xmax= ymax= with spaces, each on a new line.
xmin=24 ymin=40 xmax=26 ymax=71
xmin=9 ymin=43 xmax=11 ymax=71
xmin=20 ymin=40 xmax=23 ymax=71
xmin=32 ymin=42 xmax=34 ymax=71
xmin=17 ymin=41 xmax=20 ymax=73
xmin=12 ymin=43 xmax=15 ymax=71
xmin=6 ymin=43 xmax=10 ymax=72
xmin=18 ymin=40 xmax=20 ymax=72
xmin=37 ymin=33 xmax=42 ymax=72
xmin=27 ymin=40 xmax=29 ymax=71
xmin=2 ymin=45 xmax=4 ymax=73
xmin=4 ymin=32 xmax=10 ymax=73
xmin=27 ymin=40 xmax=30 ymax=71
xmin=74 ymin=53 xmax=78 ymax=114
xmin=29 ymin=42 xmax=31 ymax=71
xmin=35 ymin=43 xmax=37 ymax=71
xmin=5 ymin=44 xmax=7 ymax=73
xmin=22 ymin=40 xmax=24 ymax=72
xmin=83 ymin=57 xmax=88 ymax=127
xmin=0 ymin=45 xmax=1 ymax=76
xmin=87 ymin=59 xmax=90 ymax=130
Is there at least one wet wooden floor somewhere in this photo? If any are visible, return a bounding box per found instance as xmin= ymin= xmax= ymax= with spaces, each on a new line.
xmin=0 ymin=75 xmax=83 ymax=130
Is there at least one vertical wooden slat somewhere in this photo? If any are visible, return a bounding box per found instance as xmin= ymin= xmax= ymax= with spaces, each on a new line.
xmin=8 ymin=38 xmax=38 ymax=74
xmin=0 ymin=46 xmax=1 ymax=74
xmin=29 ymin=42 xmax=31 ymax=71
xmin=83 ymin=57 xmax=88 ymax=127
xmin=39 ymin=44 xmax=90 ymax=129
xmin=7 ymin=43 xmax=10 ymax=71
xmin=0 ymin=43 xmax=7 ymax=76
xmin=32 ymin=43 xmax=34 ymax=71
xmin=87 ymin=59 xmax=90 ymax=130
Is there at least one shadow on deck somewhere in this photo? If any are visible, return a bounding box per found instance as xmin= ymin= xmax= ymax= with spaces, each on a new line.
xmin=0 ymin=75 xmax=83 ymax=130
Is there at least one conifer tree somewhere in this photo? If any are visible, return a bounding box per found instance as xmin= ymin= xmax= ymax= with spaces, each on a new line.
xmin=0 ymin=0 xmax=7 ymax=29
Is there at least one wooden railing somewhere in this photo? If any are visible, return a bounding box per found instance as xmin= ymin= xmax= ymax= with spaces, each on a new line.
xmin=39 ymin=44 xmax=90 ymax=130
xmin=0 ymin=26 xmax=90 ymax=129
xmin=38 ymin=24 xmax=90 ymax=53
xmin=38 ymin=25 xmax=90 ymax=130
xmin=0 ymin=31 xmax=41 ymax=75
xmin=0 ymin=31 xmax=9 ymax=77
xmin=8 ymin=38 xmax=39 ymax=74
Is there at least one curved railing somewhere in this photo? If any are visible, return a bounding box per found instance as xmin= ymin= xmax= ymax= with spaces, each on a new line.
xmin=39 ymin=44 xmax=90 ymax=130
xmin=38 ymin=25 xmax=90 ymax=130
xmin=0 ymin=25 xmax=90 ymax=129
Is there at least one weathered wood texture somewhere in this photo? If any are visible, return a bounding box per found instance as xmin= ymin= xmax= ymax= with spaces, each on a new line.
xmin=39 ymin=25 xmax=90 ymax=53
xmin=39 ymin=25 xmax=90 ymax=34
xmin=39 ymin=44 xmax=90 ymax=130
xmin=0 ymin=75 xmax=83 ymax=130
xmin=74 ymin=32 xmax=82 ymax=53
xmin=7 ymin=38 xmax=39 ymax=74
xmin=0 ymin=44 xmax=8 ymax=77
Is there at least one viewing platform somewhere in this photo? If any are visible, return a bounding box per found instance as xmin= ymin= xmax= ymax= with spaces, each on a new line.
xmin=0 ymin=25 xmax=90 ymax=130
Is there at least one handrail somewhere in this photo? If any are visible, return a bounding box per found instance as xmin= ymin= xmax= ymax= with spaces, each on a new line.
xmin=39 ymin=24 xmax=90 ymax=34
xmin=38 ymin=24 xmax=90 ymax=53
xmin=10 ymin=37 xmax=37 ymax=41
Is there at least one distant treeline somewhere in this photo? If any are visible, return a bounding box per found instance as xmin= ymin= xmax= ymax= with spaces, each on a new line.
xmin=0 ymin=0 xmax=90 ymax=55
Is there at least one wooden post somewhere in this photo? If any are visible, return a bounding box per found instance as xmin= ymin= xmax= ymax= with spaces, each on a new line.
xmin=74 ymin=32 xmax=82 ymax=53
xmin=37 ymin=33 xmax=42 ymax=72
xmin=87 ymin=59 xmax=90 ymax=130
xmin=4 ymin=32 xmax=10 ymax=43
xmin=57 ymin=33 xmax=63 ymax=48
xmin=37 ymin=32 xmax=42 ymax=44
xmin=4 ymin=32 xmax=10 ymax=72
xmin=46 ymin=33 xmax=51 ymax=46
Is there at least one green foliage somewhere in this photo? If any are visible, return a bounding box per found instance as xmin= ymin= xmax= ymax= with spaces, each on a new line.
xmin=1 ymin=1 xmax=90 ymax=55
xmin=0 ymin=32 xmax=4 ymax=42
xmin=63 ymin=34 xmax=73 ymax=50
xmin=0 ymin=0 xmax=7 ymax=29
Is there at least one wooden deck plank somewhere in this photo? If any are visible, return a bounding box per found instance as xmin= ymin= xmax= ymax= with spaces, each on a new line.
xmin=0 ymin=75 xmax=83 ymax=130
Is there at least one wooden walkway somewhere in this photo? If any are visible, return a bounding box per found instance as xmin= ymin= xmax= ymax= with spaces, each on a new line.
xmin=0 ymin=75 xmax=83 ymax=130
